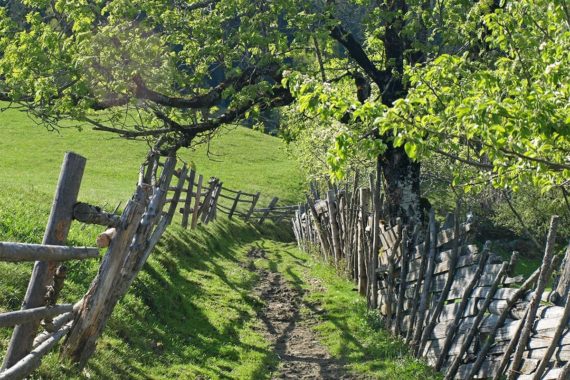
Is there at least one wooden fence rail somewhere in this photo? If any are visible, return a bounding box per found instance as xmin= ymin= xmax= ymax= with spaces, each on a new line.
xmin=0 ymin=243 xmax=99 ymax=262
xmin=167 ymin=167 xmax=295 ymax=228
xmin=293 ymin=180 xmax=570 ymax=380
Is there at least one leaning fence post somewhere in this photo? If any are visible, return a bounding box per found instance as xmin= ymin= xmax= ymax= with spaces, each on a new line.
xmin=228 ymin=191 xmax=242 ymax=219
xmin=165 ymin=166 xmax=188 ymax=225
xmin=258 ymin=197 xmax=279 ymax=225
xmin=2 ymin=152 xmax=86 ymax=370
xmin=190 ymin=174 xmax=203 ymax=229
xmin=180 ymin=169 xmax=196 ymax=229
xmin=245 ymin=192 xmax=260 ymax=221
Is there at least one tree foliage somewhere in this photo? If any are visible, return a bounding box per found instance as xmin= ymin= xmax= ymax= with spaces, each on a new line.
xmin=0 ymin=0 xmax=316 ymax=152
xmin=288 ymin=0 xmax=570 ymax=193
xmin=1 ymin=0 xmax=569 ymax=194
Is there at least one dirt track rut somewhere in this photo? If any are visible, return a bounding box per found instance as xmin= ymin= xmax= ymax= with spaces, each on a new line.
xmin=248 ymin=248 xmax=360 ymax=379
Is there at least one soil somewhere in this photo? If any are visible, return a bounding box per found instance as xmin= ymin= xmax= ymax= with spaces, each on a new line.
xmin=248 ymin=248 xmax=362 ymax=379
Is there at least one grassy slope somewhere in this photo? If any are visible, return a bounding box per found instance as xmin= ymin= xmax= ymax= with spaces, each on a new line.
xmin=0 ymin=106 xmax=302 ymax=206
xmin=0 ymin=107 xmax=436 ymax=379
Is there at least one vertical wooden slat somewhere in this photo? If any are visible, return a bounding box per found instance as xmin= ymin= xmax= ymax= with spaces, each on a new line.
xmin=3 ymin=152 xmax=86 ymax=370
xmin=245 ymin=192 xmax=260 ymax=221
xmin=445 ymin=262 xmax=509 ymax=380
xmin=305 ymin=194 xmax=331 ymax=259
xmin=412 ymin=210 xmax=437 ymax=354
xmin=199 ymin=178 xmax=216 ymax=223
xmin=327 ymin=190 xmax=343 ymax=267
xmin=370 ymin=162 xmax=382 ymax=309
xmin=208 ymin=181 xmax=222 ymax=222
xmin=435 ymin=244 xmax=490 ymax=371
xmin=419 ymin=206 xmax=461 ymax=353
xmin=357 ymin=188 xmax=370 ymax=295
xmin=165 ymin=166 xmax=188 ymax=224
xmin=228 ymin=191 xmax=242 ymax=219
xmin=180 ymin=169 xmax=196 ymax=228
xmin=190 ymin=175 xmax=203 ymax=229
xmin=553 ymin=243 xmax=570 ymax=306
xmin=507 ymin=216 xmax=559 ymax=380
xmin=258 ymin=197 xmax=279 ymax=225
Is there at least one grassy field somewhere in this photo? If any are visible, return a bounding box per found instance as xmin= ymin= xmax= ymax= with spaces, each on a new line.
xmin=0 ymin=106 xmax=437 ymax=379
xmin=0 ymin=106 xmax=303 ymax=206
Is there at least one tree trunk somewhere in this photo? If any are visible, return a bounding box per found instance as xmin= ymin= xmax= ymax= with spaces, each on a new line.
xmin=381 ymin=145 xmax=422 ymax=225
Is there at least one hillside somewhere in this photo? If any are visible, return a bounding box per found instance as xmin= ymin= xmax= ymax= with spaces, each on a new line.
xmin=0 ymin=108 xmax=437 ymax=379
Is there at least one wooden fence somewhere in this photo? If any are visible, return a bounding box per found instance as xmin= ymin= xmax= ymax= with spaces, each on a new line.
xmin=0 ymin=152 xmax=292 ymax=379
xmin=293 ymin=184 xmax=570 ymax=380
xmin=164 ymin=167 xmax=297 ymax=228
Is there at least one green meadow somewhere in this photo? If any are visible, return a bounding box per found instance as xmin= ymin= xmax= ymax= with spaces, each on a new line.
xmin=0 ymin=106 xmax=437 ymax=379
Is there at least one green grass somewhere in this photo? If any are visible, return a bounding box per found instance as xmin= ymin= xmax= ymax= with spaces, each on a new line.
xmin=0 ymin=105 xmax=303 ymax=206
xmin=251 ymin=240 xmax=441 ymax=380
xmin=1 ymin=106 xmax=436 ymax=379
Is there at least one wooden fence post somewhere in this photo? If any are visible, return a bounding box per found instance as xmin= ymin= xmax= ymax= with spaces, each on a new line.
xmin=200 ymin=178 xmax=217 ymax=223
xmin=327 ymin=190 xmax=343 ymax=268
xmin=165 ymin=166 xmax=188 ymax=224
xmin=245 ymin=192 xmax=260 ymax=221
xmin=357 ymin=188 xmax=370 ymax=295
xmin=208 ymin=181 xmax=222 ymax=222
xmin=2 ymin=152 xmax=86 ymax=370
xmin=180 ymin=169 xmax=196 ymax=228
xmin=228 ymin=191 xmax=242 ymax=219
xmin=553 ymin=243 xmax=570 ymax=306
xmin=258 ymin=197 xmax=279 ymax=225
xmin=190 ymin=174 xmax=203 ymax=229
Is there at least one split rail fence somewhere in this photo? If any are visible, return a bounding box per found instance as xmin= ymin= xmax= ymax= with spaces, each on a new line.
xmin=0 ymin=151 xmax=291 ymax=379
xmin=166 ymin=167 xmax=296 ymax=229
xmin=293 ymin=182 xmax=570 ymax=380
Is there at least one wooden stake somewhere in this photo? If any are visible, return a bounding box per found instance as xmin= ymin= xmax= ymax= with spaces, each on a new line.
xmin=553 ymin=242 xmax=570 ymax=306
xmin=180 ymin=169 xmax=196 ymax=228
xmin=419 ymin=206 xmax=461 ymax=353
xmin=245 ymin=192 xmax=260 ymax=221
xmin=228 ymin=191 xmax=242 ymax=219
xmin=190 ymin=174 xmax=203 ymax=229
xmin=2 ymin=152 xmax=85 ymax=370
xmin=258 ymin=197 xmax=279 ymax=225
xmin=405 ymin=222 xmax=431 ymax=344
xmin=394 ymin=226 xmax=409 ymax=336
xmin=485 ymin=266 xmax=543 ymax=380
xmin=357 ymin=188 xmax=370 ymax=294
xmin=507 ymin=216 xmax=559 ymax=380
xmin=435 ymin=244 xmax=490 ymax=371
xmin=412 ymin=210 xmax=437 ymax=354
xmin=444 ymin=262 xmax=509 ymax=380
xmin=327 ymin=190 xmax=343 ymax=267
xmin=165 ymin=165 xmax=188 ymax=224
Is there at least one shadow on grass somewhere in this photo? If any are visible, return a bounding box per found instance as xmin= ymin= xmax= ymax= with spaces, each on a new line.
xmin=75 ymin=219 xmax=292 ymax=380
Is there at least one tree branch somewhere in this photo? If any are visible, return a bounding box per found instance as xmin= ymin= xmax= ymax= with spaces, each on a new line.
xmin=329 ymin=23 xmax=389 ymax=91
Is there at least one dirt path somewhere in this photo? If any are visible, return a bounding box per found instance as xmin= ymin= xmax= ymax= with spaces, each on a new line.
xmin=248 ymin=248 xmax=359 ymax=380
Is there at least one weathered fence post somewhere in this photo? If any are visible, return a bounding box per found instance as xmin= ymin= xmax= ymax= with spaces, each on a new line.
xmin=553 ymin=242 xmax=570 ymax=306
xmin=207 ymin=181 xmax=222 ymax=222
xmin=2 ymin=152 xmax=85 ymax=370
xmin=357 ymin=188 xmax=370 ymax=295
xmin=200 ymin=178 xmax=217 ymax=223
xmin=190 ymin=174 xmax=203 ymax=229
xmin=62 ymin=156 xmax=176 ymax=368
xmin=245 ymin=192 xmax=260 ymax=221
xmin=258 ymin=197 xmax=279 ymax=225
xmin=228 ymin=191 xmax=242 ymax=219
xmin=165 ymin=166 xmax=188 ymax=224
xmin=180 ymin=169 xmax=196 ymax=228
xmin=327 ymin=190 xmax=343 ymax=268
